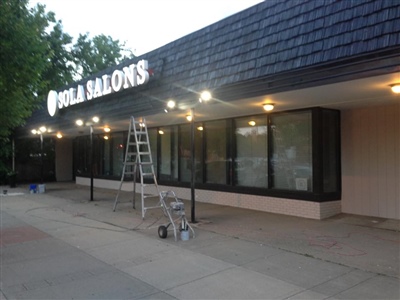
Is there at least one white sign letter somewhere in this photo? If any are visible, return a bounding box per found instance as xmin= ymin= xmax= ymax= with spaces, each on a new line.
xmin=111 ymin=70 xmax=124 ymax=92
xmin=102 ymin=74 xmax=112 ymax=95
xmin=123 ymin=64 xmax=137 ymax=89
xmin=137 ymin=60 xmax=149 ymax=85
xmin=86 ymin=80 xmax=94 ymax=100
xmin=77 ymin=85 xmax=86 ymax=103
xmin=93 ymin=77 xmax=103 ymax=98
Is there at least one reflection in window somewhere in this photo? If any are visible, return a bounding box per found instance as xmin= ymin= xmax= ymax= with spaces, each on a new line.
xmin=270 ymin=112 xmax=312 ymax=191
xmin=103 ymin=135 xmax=111 ymax=175
xmin=179 ymin=124 xmax=192 ymax=182
xmin=148 ymin=128 xmax=158 ymax=176
xmin=205 ymin=120 xmax=227 ymax=184
xmin=112 ymin=133 xmax=124 ymax=177
xmin=235 ymin=117 xmax=268 ymax=188
xmin=179 ymin=123 xmax=204 ymax=183
xmin=159 ymin=126 xmax=178 ymax=181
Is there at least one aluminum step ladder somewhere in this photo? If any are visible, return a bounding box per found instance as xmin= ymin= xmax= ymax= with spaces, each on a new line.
xmin=113 ymin=116 xmax=163 ymax=218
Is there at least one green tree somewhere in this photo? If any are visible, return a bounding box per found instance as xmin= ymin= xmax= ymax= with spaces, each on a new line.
xmin=0 ymin=0 xmax=134 ymax=181
xmin=40 ymin=20 xmax=75 ymax=93
xmin=72 ymin=33 xmax=134 ymax=79
xmin=0 ymin=0 xmax=51 ymax=140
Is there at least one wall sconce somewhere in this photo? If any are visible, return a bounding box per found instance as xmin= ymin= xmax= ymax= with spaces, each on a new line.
xmin=248 ymin=121 xmax=256 ymax=126
xmin=104 ymin=126 xmax=111 ymax=132
xmin=186 ymin=114 xmax=193 ymax=122
xmin=158 ymin=130 xmax=164 ymax=135
xmin=197 ymin=126 xmax=203 ymax=131
xmin=56 ymin=132 xmax=63 ymax=139
xmin=104 ymin=135 xmax=109 ymax=140
xmin=263 ymin=103 xmax=274 ymax=111
xmin=390 ymin=84 xmax=400 ymax=94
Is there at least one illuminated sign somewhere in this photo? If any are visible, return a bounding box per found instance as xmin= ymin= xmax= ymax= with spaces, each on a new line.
xmin=47 ymin=60 xmax=150 ymax=117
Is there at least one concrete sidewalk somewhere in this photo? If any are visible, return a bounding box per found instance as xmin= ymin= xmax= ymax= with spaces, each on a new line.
xmin=1 ymin=182 xmax=399 ymax=299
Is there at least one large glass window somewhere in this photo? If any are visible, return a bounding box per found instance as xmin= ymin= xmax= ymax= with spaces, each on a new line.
xmin=159 ymin=126 xmax=178 ymax=181
xmin=179 ymin=123 xmax=204 ymax=183
xmin=179 ymin=124 xmax=192 ymax=182
xmin=148 ymin=128 xmax=158 ymax=175
xmin=112 ymin=133 xmax=125 ymax=177
xmin=71 ymin=108 xmax=340 ymax=202
xmin=235 ymin=116 xmax=268 ymax=188
xmin=205 ymin=120 xmax=228 ymax=184
xmin=103 ymin=136 xmax=111 ymax=176
xmin=270 ymin=111 xmax=312 ymax=191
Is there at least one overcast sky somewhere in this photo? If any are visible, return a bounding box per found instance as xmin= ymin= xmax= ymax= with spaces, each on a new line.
xmin=29 ymin=0 xmax=263 ymax=55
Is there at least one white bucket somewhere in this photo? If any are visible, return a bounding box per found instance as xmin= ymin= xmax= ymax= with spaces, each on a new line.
xmin=180 ymin=230 xmax=189 ymax=241
xmin=38 ymin=184 xmax=46 ymax=193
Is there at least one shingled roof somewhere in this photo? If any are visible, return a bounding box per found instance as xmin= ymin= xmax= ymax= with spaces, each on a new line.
xmin=147 ymin=0 xmax=400 ymax=100
xmin=24 ymin=0 xmax=400 ymax=134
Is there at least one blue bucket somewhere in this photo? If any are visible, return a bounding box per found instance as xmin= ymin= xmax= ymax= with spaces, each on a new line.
xmin=29 ymin=184 xmax=37 ymax=193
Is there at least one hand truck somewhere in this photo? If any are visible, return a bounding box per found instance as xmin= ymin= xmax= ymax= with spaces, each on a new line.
xmin=157 ymin=190 xmax=195 ymax=241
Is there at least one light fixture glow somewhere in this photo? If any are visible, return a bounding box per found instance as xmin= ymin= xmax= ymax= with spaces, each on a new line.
xmin=104 ymin=126 xmax=111 ymax=132
xmin=104 ymin=135 xmax=109 ymax=140
xmin=390 ymin=84 xmax=400 ymax=94
xmin=199 ymin=90 xmax=212 ymax=102
xmin=186 ymin=114 xmax=193 ymax=122
xmin=76 ymin=119 xmax=84 ymax=126
xmin=92 ymin=116 xmax=99 ymax=123
xmin=167 ymin=100 xmax=176 ymax=109
xmin=263 ymin=103 xmax=274 ymax=111
xmin=248 ymin=121 xmax=256 ymax=126
xmin=31 ymin=129 xmax=37 ymax=134
xmin=165 ymin=100 xmax=176 ymax=113
xmin=158 ymin=130 xmax=164 ymax=135
xmin=197 ymin=126 xmax=203 ymax=131
xmin=39 ymin=126 xmax=47 ymax=133
xmin=56 ymin=132 xmax=63 ymax=139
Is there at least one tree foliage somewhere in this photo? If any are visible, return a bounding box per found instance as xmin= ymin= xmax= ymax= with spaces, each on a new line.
xmin=0 ymin=0 xmax=134 ymax=178
xmin=0 ymin=0 xmax=50 ymax=139
xmin=72 ymin=33 xmax=133 ymax=78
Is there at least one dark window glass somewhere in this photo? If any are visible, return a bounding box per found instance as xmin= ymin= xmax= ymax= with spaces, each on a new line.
xmin=148 ymin=128 xmax=158 ymax=175
xmin=179 ymin=123 xmax=204 ymax=183
xmin=205 ymin=120 xmax=227 ymax=184
xmin=112 ymin=133 xmax=125 ymax=177
xmin=179 ymin=124 xmax=191 ymax=182
xmin=234 ymin=116 xmax=268 ymax=187
xmin=322 ymin=110 xmax=340 ymax=192
xmin=103 ymin=135 xmax=111 ymax=176
xmin=270 ymin=111 xmax=313 ymax=191
xmin=159 ymin=126 xmax=178 ymax=181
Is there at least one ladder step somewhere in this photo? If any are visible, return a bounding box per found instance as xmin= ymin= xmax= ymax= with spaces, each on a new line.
xmin=142 ymin=173 xmax=155 ymax=177
xmin=143 ymin=194 xmax=159 ymax=199
xmin=138 ymin=152 xmax=151 ymax=155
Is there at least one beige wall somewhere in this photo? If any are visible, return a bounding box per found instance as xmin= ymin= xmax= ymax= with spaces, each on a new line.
xmin=55 ymin=138 xmax=73 ymax=181
xmin=341 ymin=103 xmax=400 ymax=219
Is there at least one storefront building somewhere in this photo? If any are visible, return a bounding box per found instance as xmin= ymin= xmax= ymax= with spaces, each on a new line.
xmin=20 ymin=0 xmax=400 ymax=220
